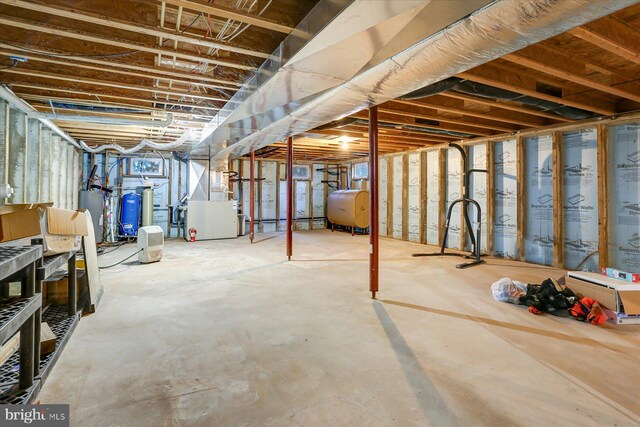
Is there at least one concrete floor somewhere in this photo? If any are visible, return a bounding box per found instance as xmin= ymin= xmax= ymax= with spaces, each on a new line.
xmin=38 ymin=230 xmax=640 ymax=426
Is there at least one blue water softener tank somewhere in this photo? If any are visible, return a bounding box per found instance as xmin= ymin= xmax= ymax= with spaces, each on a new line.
xmin=120 ymin=193 xmax=141 ymax=236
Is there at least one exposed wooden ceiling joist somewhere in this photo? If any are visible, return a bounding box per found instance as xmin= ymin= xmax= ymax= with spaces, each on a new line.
xmin=0 ymin=15 xmax=255 ymax=71
xmin=1 ymin=68 xmax=230 ymax=102
xmin=0 ymin=48 xmax=238 ymax=91
xmin=505 ymin=44 xmax=640 ymax=103
xmin=393 ymin=97 xmax=552 ymax=128
xmin=159 ymin=0 xmax=297 ymax=35
xmin=439 ymin=92 xmax=573 ymax=122
xmin=457 ymin=66 xmax=617 ymax=115
xmin=380 ymin=104 xmax=517 ymax=133
xmin=11 ymin=84 xmax=223 ymax=111
xmin=0 ymin=0 xmax=270 ymax=59
xmin=0 ymin=42 xmax=243 ymax=87
xmin=569 ymin=16 xmax=640 ymax=66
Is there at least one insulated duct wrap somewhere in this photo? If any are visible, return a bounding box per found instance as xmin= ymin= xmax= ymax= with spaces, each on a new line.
xmin=193 ymin=0 xmax=634 ymax=160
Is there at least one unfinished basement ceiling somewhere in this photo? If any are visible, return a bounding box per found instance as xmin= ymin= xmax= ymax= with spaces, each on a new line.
xmin=248 ymin=1 xmax=640 ymax=161
xmin=0 ymin=0 xmax=319 ymax=151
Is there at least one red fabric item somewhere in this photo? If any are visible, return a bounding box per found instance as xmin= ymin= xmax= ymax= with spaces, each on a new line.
xmin=569 ymin=297 xmax=606 ymax=325
xmin=528 ymin=306 xmax=542 ymax=315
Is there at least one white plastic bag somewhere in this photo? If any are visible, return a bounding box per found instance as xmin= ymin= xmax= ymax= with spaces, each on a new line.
xmin=491 ymin=278 xmax=527 ymax=304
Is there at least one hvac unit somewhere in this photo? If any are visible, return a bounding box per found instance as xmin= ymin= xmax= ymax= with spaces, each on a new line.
xmin=137 ymin=225 xmax=164 ymax=263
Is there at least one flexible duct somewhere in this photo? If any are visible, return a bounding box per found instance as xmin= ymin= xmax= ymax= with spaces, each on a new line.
xmin=194 ymin=0 xmax=634 ymax=160
xmin=400 ymin=77 xmax=596 ymax=120
xmin=78 ymin=130 xmax=193 ymax=154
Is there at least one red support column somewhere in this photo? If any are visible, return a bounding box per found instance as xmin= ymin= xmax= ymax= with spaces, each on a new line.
xmin=286 ymin=136 xmax=293 ymax=260
xmin=249 ymin=149 xmax=255 ymax=243
xmin=369 ymin=106 xmax=379 ymax=299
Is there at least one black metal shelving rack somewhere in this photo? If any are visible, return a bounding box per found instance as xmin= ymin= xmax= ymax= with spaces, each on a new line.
xmin=0 ymin=245 xmax=80 ymax=404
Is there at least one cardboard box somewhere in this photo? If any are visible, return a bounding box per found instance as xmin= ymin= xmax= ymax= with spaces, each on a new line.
xmin=40 ymin=322 xmax=57 ymax=355
xmin=45 ymin=271 xmax=84 ymax=306
xmin=565 ymin=276 xmax=617 ymax=310
xmin=0 ymin=204 xmax=88 ymax=255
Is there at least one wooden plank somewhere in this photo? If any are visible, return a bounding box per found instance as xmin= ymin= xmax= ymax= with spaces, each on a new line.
xmin=402 ymin=153 xmax=409 ymax=241
xmin=441 ymin=91 xmax=572 ymax=122
xmin=569 ymin=16 xmax=640 ymax=66
xmin=393 ymin=97 xmax=548 ymax=128
xmin=420 ymin=150 xmax=428 ymax=245
xmin=386 ymin=156 xmax=393 ymax=237
xmin=13 ymin=85 xmax=223 ymax=111
xmin=2 ymin=68 xmax=229 ymax=102
xmin=0 ymin=43 xmax=243 ymax=87
xmin=161 ymin=0 xmax=297 ymax=35
xmin=0 ymin=49 xmax=238 ymax=91
xmin=516 ymin=135 xmax=526 ymax=260
xmin=552 ymin=131 xmax=564 ymax=267
xmin=380 ymin=105 xmax=515 ymax=133
xmin=504 ymin=44 xmax=640 ymax=103
xmin=0 ymin=15 xmax=255 ymax=71
xmin=597 ymin=124 xmax=609 ymax=270
xmin=459 ymin=146 xmax=466 ymax=250
xmin=458 ymin=66 xmax=616 ymax=116
xmin=486 ymin=141 xmax=495 ymax=255
xmin=437 ymin=148 xmax=446 ymax=245
xmin=1 ymin=0 xmax=269 ymax=59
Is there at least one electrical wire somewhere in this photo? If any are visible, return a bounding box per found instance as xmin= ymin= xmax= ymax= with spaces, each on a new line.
xmin=99 ymin=248 xmax=143 ymax=269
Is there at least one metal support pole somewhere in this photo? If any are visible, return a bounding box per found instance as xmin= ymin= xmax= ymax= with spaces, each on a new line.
xmin=68 ymin=253 xmax=77 ymax=316
xmin=250 ymin=149 xmax=255 ymax=243
xmin=286 ymin=136 xmax=293 ymax=260
xmin=34 ymin=260 xmax=42 ymax=377
xmin=19 ymin=262 xmax=35 ymax=389
xmin=369 ymin=106 xmax=379 ymax=299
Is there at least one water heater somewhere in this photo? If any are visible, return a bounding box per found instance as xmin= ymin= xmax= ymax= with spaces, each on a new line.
xmin=120 ymin=193 xmax=141 ymax=236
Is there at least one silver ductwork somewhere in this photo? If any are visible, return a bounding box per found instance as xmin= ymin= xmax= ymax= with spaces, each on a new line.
xmin=190 ymin=0 xmax=636 ymax=160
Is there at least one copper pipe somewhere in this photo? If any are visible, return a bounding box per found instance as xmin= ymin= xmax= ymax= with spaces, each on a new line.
xmin=286 ymin=136 xmax=293 ymax=260
xmin=249 ymin=149 xmax=255 ymax=243
xmin=369 ymin=106 xmax=379 ymax=299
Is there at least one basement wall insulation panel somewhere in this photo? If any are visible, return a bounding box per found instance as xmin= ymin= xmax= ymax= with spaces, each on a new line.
xmin=446 ymin=148 xmax=462 ymax=249
xmin=609 ymin=124 xmax=640 ymax=273
xmin=563 ymin=129 xmax=599 ymax=270
xmin=525 ymin=134 xmax=554 ymax=265
xmin=279 ymin=180 xmax=286 ymax=231
xmin=493 ymin=139 xmax=518 ymax=258
xmin=296 ymin=180 xmax=310 ymax=230
xmin=242 ymin=160 xmax=258 ymax=226
xmin=261 ymin=161 xmax=277 ymax=232
xmin=426 ymin=150 xmax=439 ymax=245
xmin=26 ymin=119 xmax=39 ymax=203
xmin=8 ymin=109 xmax=25 ymax=204
xmin=230 ymin=160 xmax=240 ymax=208
xmin=392 ymin=155 xmax=403 ymax=239
xmin=468 ymin=144 xmax=487 ymax=253
xmin=312 ymin=163 xmax=326 ymax=229
xmin=379 ymin=157 xmax=388 ymax=236
xmin=407 ymin=152 xmax=421 ymax=242
xmin=39 ymin=130 xmax=51 ymax=203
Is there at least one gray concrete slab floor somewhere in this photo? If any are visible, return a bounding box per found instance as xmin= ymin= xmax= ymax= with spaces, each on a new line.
xmin=38 ymin=230 xmax=640 ymax=426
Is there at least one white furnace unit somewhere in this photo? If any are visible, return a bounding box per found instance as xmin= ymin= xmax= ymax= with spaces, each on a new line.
xmin=184 ymin=200 xmax=238 ymax=241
